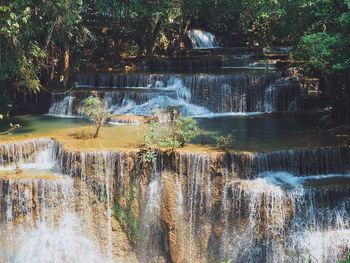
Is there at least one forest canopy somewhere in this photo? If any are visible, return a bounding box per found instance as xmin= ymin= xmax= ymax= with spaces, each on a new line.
xmin=0 ymin=0 xmax=349 ymax=121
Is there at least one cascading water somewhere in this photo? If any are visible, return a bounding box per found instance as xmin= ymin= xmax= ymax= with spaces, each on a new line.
xmin=2 ymin=138 xmax=350 ymax=263
xmin=0 ymin=140 xmax=137 ymax=263
xmin=219 ymin=171 xmax=350 ymax=263
xmin=0 ymin=139 xmax=58 ymax=170
xmin=139 ymin=172 xmax=164 ymax=262
xmin=48 ymin=94 xmax=75 ymax=117
xmin=48 ymin=72 xmax=301 ymax=118
xmin=144 ymin=150 xmax=350 ymax=262
xmin=0 ymin=177 xmax=111 ymax=263
xmin=187 ymin=29 xmax=219 ymax=49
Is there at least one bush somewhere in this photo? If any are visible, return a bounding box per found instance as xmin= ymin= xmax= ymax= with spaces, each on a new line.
xmin=139 ymin=146 xmax=158 ymax=168
xmin=144 ymin=111 xmax=199 ymax=149
xmin=213 ymin=134 xmax=235 ymax=152
xmin=172 ymin=115 xmax=199 ymax=147
xmin=82 ymin=96 xmax=110 ymax=138
xmin=338 ymin=252 xmax=350 ymax=263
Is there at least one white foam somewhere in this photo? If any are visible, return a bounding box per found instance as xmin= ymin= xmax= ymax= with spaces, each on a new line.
xmin=188 ymin=29 xmax=219 ymax=48
xmin=258 ymin=171 xmax=350 ymax=188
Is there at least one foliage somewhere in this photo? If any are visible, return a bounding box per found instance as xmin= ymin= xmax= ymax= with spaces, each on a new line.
xmin=172 ymin=114 xmax=199 ymax=147
xmin=82 ymin=96 xmax=110 ymax=138
xmin=114 ymin=181 xmax=140 ymax=245
xmin=139 ymin=146 xmax=158 ymax=168
xmin=0 ymin=0 xmax=91 ymax=113
xmin=295 ymin=0 xmax=350 ymax=76
xmin=144 ymin=112 xmax=199 ymax=149
xmin=294 ymin=0 xmax=350 ymax=123
xmin=0 ymin=123 xmax=21 ymax=136
xmin=213 ymin=134 xmax=235 ymax=152
xmin=338 ymin=252 xmax=350 ymax=263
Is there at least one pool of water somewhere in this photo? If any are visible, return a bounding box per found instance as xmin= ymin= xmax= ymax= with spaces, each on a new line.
xmin=0 ymin=115 xmax=89 ymax=135
xmin=196 ymin=112 xmax=340 ymax=151
xmin=0 ymin=113 xmax=342 ymax=152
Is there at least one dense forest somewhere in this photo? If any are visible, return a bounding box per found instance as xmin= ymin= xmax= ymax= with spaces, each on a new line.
xmin=0 ymin=0 xmax=349 ymax=125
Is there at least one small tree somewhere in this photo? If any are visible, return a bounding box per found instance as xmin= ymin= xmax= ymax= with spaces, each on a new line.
xmin=213 ymin=134 xmax=235 ymax=152
xmin=82 ymin=96 xmax=110 ymax=138
xmin=170 ymin=114 xmax=199 ymax=147
xmin=144 ymin=111 xmax=199 ymax=149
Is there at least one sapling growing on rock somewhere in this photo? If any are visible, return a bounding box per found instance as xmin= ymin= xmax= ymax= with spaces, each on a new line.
xmin=82 ymin=96 xmax=110 ymax=138
xmin=143 ymin=110 xmax=199 ymax=149
xmin=213 ymin=134 xmax=235 ymax=152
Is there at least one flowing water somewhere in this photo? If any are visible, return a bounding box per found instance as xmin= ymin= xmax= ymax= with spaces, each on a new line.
xmin=0 ymin=138 xmax=350 ymax=262
xmin=48 ymin=71 xmax=301 ymax=118
xmin=0 ymin=140 xmax=136 ymax=263
xmin=187 ymin=29 xmax=219 ymax=48
xmin=2 ymin=30 xmax=349 ymax=263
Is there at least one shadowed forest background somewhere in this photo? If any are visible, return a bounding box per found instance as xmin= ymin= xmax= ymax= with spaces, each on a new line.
xmin=0 ymin=0 xmax=349 ymax=127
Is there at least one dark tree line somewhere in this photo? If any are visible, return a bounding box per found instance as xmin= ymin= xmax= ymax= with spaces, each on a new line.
xmin=0 ymin=0 xmax=349 ymax=124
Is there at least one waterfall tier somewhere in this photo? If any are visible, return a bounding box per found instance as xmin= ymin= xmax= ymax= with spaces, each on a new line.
xmin=0 ymin=140 xmax=137 ymax=262
xmin=49 ymin=72 xmax=301 ymax=117
xmin=1 ymin=138 xmax=350 ymax=263
xmin=187 ymin=29 xmax=219 ymax=49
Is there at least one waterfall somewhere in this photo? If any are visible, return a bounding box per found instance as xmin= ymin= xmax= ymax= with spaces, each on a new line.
xmin=0 ymin=139 xmax=58 ymax=170
xmin=0 ymin=177 xmax=111 ymax=263
xmin=48 ymin=94 xmax=75 ymax=117
xmin=187 ymin=29 xmax=219 ymax=49
xmin=218 ymin=172 xmax=350 ymax=262
xmin=2 ymin=139 xmax=350 ymax=262
xmin=48 ymin=71 xmax=304 ymax=117
xmin=0 ymin=141 xmax=136 ymax=263
xmin=156 ymin=150 xmax=350 ymax=262
xmin=251 ymin=146 xmax=348 ymax=176
xmin=139 ymin=172 xmax=164 ymax=262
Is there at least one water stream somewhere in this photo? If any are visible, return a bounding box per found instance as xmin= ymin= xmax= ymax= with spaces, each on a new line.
xmin=0 ymin=138 xmax=350 ymax=262
xmin=48 ymin=71 xmax=300 ymax=118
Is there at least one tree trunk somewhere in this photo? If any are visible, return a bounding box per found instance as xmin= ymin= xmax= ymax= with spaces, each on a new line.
xmin=146 ymin=17 xmax=163 ymax=57
xmin=63 ymin=48 xmax=70 ymax=87
xmin=94 ymin=124 xmax=101 ymax=138
xmin=137 ymin=19 xmax=151 ymax=58
xmin=175 ymin=20 xmax=190 ymax=55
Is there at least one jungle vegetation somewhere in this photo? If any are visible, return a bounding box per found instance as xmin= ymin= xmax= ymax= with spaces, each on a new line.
xmin=0 ymin=0 xmax=349 ymax=124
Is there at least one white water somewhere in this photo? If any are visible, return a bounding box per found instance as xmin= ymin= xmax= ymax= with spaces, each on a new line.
xmin=0 ymin=139 xmax=58 ymax=171
xmin=14 ymin=213 xmax=107 ymax=263
xmin=110 ymin=77 xmax=210 ymax=116
xmin=0 ymin=176 xmax=111 ymax=263
xmin=187 ymin=29 xmax=219 ymax=48
xmin=140 ymin=172 xmax=163 ymax=262
xmin=0 ymin=142 xmax=135 ymax=263
xmin=218 ymin=171 xmax=350 ymax=262
xmin=49 ymin=95 xmax=75 ymax=117
xmin=48 ymin=72 xmax=302 ymax=118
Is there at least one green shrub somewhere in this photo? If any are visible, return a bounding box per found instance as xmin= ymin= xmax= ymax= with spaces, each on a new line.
xmin=144 ymin=111 xmax=199 ymax=149
xmin=139 ymin=146 xmax=158 ymax=168
xmin=213 ymin=134 xmax=235 ymax=152
xmin=338 ymin=252 xmax=350 ymax=263
xmin=114 ymin=181 xmax=140 ymax=245
xmin=172 ymin=115 xmax=199 ymax=147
